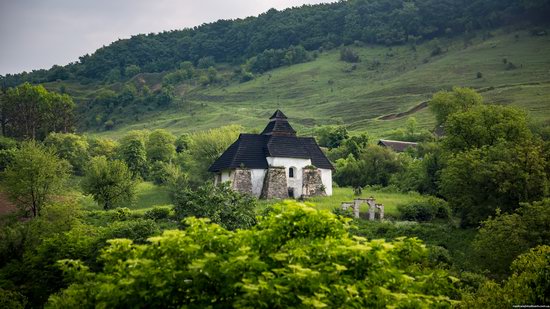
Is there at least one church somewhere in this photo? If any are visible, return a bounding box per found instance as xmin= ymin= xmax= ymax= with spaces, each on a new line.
xmin=209 ymin=110 xmax=333 ymax=199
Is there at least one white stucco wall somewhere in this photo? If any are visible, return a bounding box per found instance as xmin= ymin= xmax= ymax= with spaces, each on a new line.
xmin=220 ymin=170 xmax=231 ymax=183
xmin=320 ymin=168 xmax=333 ymax=196
xmin=266 ymin=157 xmax=311 ymax=197
xmin=250 ymin=169 xmax=266 ymax=197
xmin=214 ymin=160 xmax=333 ymax=198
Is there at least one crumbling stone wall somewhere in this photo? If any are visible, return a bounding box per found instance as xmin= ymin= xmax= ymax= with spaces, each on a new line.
xmin=302 ymin=168 xmax=326 ymax=197
xmin=261 ymin=166 xmax=288 ymax=199
xmin=231 ymin=168 xmax=252 ymax=195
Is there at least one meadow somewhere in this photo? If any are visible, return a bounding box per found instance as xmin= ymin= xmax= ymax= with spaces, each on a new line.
xmin=50 ymin=28 xmax=550 ymax=140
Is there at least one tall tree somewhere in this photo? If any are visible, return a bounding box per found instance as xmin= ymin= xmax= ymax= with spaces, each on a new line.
xmin=117 ymin=130 xmax=149 ymax=179
xmin=1 ymin=141 xmax=70 ymax=217
xmin=443 ymin=104 xmax=532 ymax=152
xmin=440 ymin=140 xmax=548 ymax=226
xmin=44 ymin=133 xmax=90 ymax=175
xmin=146 ymin=129 xmax=176 ymax=163
xmin=429 ymin=87 xmax=482 ymax=126
xmin=2 ymin=83 xmax=75 ymax=140
xmin=81 ymin=156 xmax=136 ymax=210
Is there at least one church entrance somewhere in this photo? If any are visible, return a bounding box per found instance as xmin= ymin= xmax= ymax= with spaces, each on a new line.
xmin=288 ymin=187 xmax=295 ymax=198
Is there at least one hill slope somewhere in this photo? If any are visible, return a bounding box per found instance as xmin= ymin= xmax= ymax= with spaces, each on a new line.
xmin=67 ymin=28 xmax=549 ymax=139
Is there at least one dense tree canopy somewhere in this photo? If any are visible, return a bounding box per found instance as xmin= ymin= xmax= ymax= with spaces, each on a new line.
xmin=443 ymin=105 xmax=532 ymax=152
xmin=44 ymin=133 xmax=89 ymax=175
xmin=439 ymin=140 xmax=548 ymax=226
xmin=117 ymin=130 xmax=149 ymax=179
xmin=429 ymin=86 xmax=482 ymax=126
xmin=334 ymin=145 xmax=404 ymax=188
xmin=473 ymin=199 xmax=550 ymax=278
xmin=0 ymin=83 xmax=75 ymax=140
xmin=2 ymin=0 xmax=548 ymax=86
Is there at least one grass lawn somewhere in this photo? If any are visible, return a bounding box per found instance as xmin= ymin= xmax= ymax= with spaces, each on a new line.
xmin=258 ymin=186 xmax=424 ymax=218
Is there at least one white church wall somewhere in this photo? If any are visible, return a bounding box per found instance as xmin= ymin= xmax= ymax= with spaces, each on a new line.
xmin=250 ymin=169 xmax=266 ymax=197
xmin=320 ymin=168 xmax=333 ymax=196
xmin=266 ymin=157 xmax=311 ymax=197
xmin=220 ymin=170 xmax=231 ymax=183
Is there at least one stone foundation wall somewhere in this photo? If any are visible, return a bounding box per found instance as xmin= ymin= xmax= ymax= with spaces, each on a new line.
xmin=302 ymin=168 xmax=326 ymax=197
xmin=260 ymin=166 xmax=288 ymax=199
xmin=231 ymin=168 xmax=252 ymax=195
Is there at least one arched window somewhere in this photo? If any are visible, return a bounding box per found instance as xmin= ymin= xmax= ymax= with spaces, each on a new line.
xmin=289 ymin=167 xmax=295 ymax=178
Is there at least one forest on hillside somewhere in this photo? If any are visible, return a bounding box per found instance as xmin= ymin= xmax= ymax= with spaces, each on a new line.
xmin=2 ymin=0 xmax=549 ymax=86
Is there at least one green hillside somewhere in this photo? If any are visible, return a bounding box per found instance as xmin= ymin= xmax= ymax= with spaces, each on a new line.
xmin=62 ymin=28 xmax=550 ymax=139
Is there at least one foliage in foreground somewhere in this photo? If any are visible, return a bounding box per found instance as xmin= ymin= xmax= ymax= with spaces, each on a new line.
xmin=0 ymin=202 xmax=161 ymax=307
xmin=47 ymin=202 xmax=459 ymax=308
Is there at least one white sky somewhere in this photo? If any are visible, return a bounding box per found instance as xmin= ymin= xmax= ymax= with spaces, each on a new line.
xmin=0 ymin=0 xmax=332 ymax=75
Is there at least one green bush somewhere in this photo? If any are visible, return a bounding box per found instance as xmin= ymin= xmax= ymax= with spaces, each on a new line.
xmin=473 ymin=199 xmax=550 ymax=278
xmin=462 ymin=245 xmax=550 ymax=307
xmin=48 ymin=202 xmax=459 ymax=307
xmin=397 ymin=197 xmax=450 ymax=222
xmin=173 ymin=182 xmax=256 ymax=230
xmin=103 ymin=219 xmax=160 ymax=244
xmin=114 ymin=207 xmax=131 ymax=221
xmin=144 ymin=207 xmax=171 ymax=221
xmin=0 ymin=288 xmax=27 ymax=309
xmin=148 ymin=161 xmax=181 ymax=185
xmin=340 ymin=47 xmax=360 ymax=63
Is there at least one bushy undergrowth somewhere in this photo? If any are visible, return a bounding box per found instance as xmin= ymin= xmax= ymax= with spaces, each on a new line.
xmin=397 ymin=197 xmax=451 ymax=222
xmin=47 ymin=202 xmax=460 ymax=308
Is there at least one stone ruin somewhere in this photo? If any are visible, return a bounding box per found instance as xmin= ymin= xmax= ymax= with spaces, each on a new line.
xmin=341 ymin=197 xmax=384 ymax=220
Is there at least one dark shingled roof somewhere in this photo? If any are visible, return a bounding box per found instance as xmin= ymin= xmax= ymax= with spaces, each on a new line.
xmin=261 ymin=109 xmax=297 ymax=136
xmin=377 ymin=139 xmax=418 ymax=152
xmin=209 ymin=111 xmax=334 ymax=172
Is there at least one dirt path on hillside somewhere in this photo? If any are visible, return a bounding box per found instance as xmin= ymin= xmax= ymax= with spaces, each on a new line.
xmin=378 ymin=101 xmax=429 ymax=120
xmin=377 ymin=80 xmax=550 ymax=121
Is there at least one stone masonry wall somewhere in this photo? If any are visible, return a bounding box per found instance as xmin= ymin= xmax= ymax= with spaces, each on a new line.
xmin=302 ymin=168 xmax=326 ymax=197
xmin=231 ymin=168 xmax=252 ymax=195
xmin=260 ymin=166 xmax=288 ymax=199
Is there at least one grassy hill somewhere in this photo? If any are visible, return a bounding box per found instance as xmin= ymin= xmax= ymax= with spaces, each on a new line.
xmin=45 ymin=27 xmax=550 ymax=139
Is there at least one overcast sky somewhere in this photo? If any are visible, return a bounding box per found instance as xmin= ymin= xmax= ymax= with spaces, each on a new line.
xmin=0 ymin=0 xmax=331 ymax=75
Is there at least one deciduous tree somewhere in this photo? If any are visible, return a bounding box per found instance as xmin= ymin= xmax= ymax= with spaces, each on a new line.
xmin=1 ymin=142 xmax=70 ymax=217
xmin=81 ymin=156 xmax=136 ymax=210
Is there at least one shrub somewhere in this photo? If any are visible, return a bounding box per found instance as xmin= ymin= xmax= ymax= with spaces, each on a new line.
xmin=114 ymin=207 xmax=131 ymax=221
xmin=173 ymin=182 xmax=256 ymax=230
xmin=0 ymin=288 xmax=27 ymax=309
xmin=476 ymin=71 xmax=482 ymax=78
xmin=340 ymin=47 xmax=360 ymax=63
xmin=103 ymin=219 xmax=160 ymax=244
xmin=148 ymin=161 xmax=181 ymax=185
xmin=462 ymin=245 xmax=550 ymax=307
xmin=331 ymin=206 xmax=355 ymax=218
xmin=144 ymin=207 xmax=171 ymax=221
xmin=398 ymin=197 xmax=450 ymax=222
xmin=48 ymin=202 xmax=459 ymax=307
xmin=473 ymin=199 xmax=550 ymax=278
